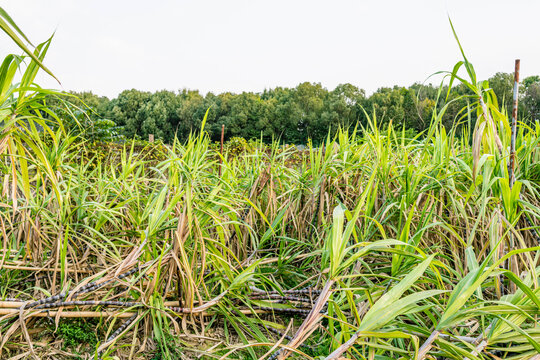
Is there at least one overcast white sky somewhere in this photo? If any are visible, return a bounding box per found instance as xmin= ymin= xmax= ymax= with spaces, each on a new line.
xmin=1 ymin=0 xmax=539 ymax=98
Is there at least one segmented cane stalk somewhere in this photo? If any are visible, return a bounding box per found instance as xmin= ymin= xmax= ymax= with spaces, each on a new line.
xmin=265 ymin=326 xmax=315 ymax=350
xmin=106 ymin=313 xmax=139 ymax=343
xmin=35 ymin=300 xmax=140 ymax=309
xmin=23 ymin=266 xmax=141 ymax=310
xmin=95 ymin=313 xmax=139 ymax=360
xmin=249 ymin=293 xmax=314 ymax=304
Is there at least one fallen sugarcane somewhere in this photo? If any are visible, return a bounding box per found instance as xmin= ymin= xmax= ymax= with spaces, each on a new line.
xmin=0 ymin=287 xmax=327 ymax=360
xmin=0 ymin=273 xmax=329 ymax=359
xmin=18 ymin=265 xmax=144 ymax=311
xmin=0 ymin=293 xmax=326 ymax=316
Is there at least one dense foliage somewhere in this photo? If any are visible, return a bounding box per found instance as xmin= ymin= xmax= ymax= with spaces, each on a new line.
xmin=53 ymin=72 xmax=540 ymax=145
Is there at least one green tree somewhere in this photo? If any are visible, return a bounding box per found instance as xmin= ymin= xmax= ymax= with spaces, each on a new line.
xmin=488 ymin=72 xmax=514 ymax=115
xmin=176 ymin=89 xmax=207 ymax=139
xmin=136 ymin=90 xmax=180 ymax=142
xmin=522 ymin=78 xmax=540 ymax=122
xmin=368 ymin=86 xmax=406 ymax=128
xmin=108 ymin=89 xmax=151 ymax=138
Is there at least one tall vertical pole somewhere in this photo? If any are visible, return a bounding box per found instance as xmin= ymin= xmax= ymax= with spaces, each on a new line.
xmin=509 ymin=59 xmax=520 ymax=188
xmin=219 ymin=124 xmax=224 ymax=176
xmin=508 ymin=59 xmax=520 ymax=293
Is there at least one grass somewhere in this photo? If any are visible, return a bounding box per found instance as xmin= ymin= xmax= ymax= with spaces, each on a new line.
xmin=57 ymin=319 xmax=99 ymax=349
xmin=1 ymin=6 xmax=540 ymax=360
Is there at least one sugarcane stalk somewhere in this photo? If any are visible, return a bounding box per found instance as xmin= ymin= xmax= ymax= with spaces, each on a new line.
xmin=265 ymin=326 xmax=315 ymax=350
xmin=23 ymin=266 xmax=141 ymax=310
xmin=106 ymin=313 xmax=139 ymax=343
xmin=0 ymin=307 xmax=275 ymax=317
xmin=417 ymin=330 xmax=440 ymax=360
xmin=219 ymin=124 xmax=224 ymax=176
xmin=249 ymin=293 xmax=314 ymax=303
xmin=249 ymin=287 xmax=322 ymax=296
xmin=0 ymin=264 xmax=91 ymax=273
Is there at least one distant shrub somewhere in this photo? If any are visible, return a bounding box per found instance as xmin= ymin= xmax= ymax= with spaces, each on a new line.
xmin=225 ymin=136 xmax=252 ymax=156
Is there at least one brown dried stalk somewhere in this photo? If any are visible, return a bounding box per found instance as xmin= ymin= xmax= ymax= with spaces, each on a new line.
xmin=276 ymin=280 xmax=333 ymax=360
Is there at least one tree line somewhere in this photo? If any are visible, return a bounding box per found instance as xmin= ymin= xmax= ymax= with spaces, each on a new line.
xmin=51 ymin=72 xmax=540 ymax=144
